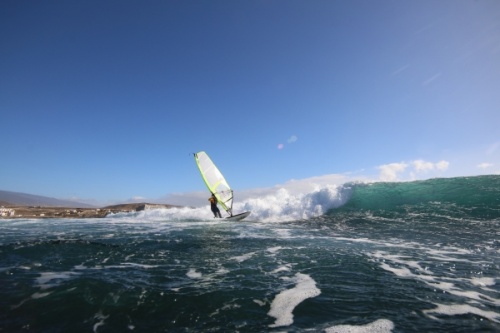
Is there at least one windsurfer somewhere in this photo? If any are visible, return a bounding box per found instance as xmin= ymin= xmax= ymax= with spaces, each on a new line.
xmin=209 ymin=193 xmax=222 ymax=218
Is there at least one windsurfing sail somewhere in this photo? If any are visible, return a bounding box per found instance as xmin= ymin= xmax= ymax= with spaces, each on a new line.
xmin=194 ymin=151 xmax=233 ymax=216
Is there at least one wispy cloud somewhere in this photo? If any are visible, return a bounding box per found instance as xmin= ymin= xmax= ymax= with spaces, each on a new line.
xmin=477 ymin=163 xmax=493 ymax=169
xmin=277 ymin=135 xmax=298 ymax=149
xmin=486 ymin=142 xmax=500 ymax=155
xmin=129 ymin=196 xmax=147 ymax=202
xmin=391 ymin=64 xmax=410 ymax=76
xmin=422 ymin=72 xmax=442 ymax=86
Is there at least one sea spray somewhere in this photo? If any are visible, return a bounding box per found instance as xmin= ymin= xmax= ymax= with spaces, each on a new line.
xmin=237 ymin=184 xmax=349 ymax=222
xmin=110 ymin=184 xmax=350 ymax=222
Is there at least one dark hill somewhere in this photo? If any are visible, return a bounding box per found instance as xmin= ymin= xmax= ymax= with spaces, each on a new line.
xmin=0 ymin=190 xmax=94 ymax=208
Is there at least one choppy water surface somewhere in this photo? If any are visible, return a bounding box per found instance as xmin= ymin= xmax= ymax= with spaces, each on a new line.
xmin=1 ymin=176 xmax=500 ymax=332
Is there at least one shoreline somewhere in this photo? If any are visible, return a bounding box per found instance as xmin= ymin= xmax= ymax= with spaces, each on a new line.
xmin=0 ymin=203 xmax=181 ymax=219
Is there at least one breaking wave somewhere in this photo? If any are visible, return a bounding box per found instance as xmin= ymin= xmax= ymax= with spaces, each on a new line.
xmin=108 ymin=184 xmax=351 ymax=223
xmin=108 ymin=175 xmax=500 ymax=223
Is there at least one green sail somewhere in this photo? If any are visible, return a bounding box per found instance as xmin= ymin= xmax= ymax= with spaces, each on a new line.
xmin=194 ymin=151 xmax=233 ymax=214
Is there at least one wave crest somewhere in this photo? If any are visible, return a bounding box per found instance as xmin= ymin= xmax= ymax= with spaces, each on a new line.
xmin=234 ymin=184 xmax=349 ymax=222
xmin=108 ymin=185 xmax=351 ymax=223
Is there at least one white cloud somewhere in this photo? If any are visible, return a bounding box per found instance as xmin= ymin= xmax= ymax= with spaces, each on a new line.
xmin=435 ymin=160 xmax=449 ymax=171
xmin=130 ymin=196 xmax=147 ymax=202
xmin=413 ymin=160 xmax=434 ymax=172
xmin=287 ymin=135 xmax=298 ymax=144
xmin=379 ymin=159 xmax=450 ymax=181
xmin=477 ymin=163 xmax=493 ymax=169
xmin=378 ymin=162 xmax=408 ymax=181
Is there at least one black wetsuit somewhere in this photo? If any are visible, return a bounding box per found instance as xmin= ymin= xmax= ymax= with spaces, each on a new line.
xmin=209 ymin=196 xmax=222 ymax=218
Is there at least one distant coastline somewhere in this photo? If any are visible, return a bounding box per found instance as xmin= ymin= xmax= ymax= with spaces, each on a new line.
xmin=0 ymin=203 xmax=181 ymax=219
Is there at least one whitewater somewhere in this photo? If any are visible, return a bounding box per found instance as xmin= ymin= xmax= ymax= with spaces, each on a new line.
xmin=1 ymin=175 xmax=499 ymax=332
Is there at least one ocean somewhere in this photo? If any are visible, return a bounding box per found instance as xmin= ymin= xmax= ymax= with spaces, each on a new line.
xmin=1 ymin=175 xmax=499 ymax=332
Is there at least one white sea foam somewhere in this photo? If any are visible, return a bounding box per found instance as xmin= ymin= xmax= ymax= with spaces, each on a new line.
xmin=253 ymin=299 xmax=266 ymax=306
xmin=431 ymin=284 xmax=500 ymax=305
xmin=216 ymin=267 xmax=229 ymax=275
xmin=273 ymin=229 xmax=293 ymax=238
xmin=372 ymin=251 xmax=429 ymax=273
xmin=230 ymin=252 xmax=256 ymax=262
xmin=35 ymin=271 xmax=80 ymax=290
xmin=108 ymin=206 xmax=219 ymax=223
xmin=268 ymin=273 xmax=321 ymax=327
xmin=267 ymin=246 xmax=283 ymax=253
xmin=424 ymin=303 xmax=500 ymax=323
xmin=471 ymin=277 xmax=496 ymax=287
xmin=271 ymin=265 xmax=292 ymax=274
xmin=93 ymin=311 xmax=109 ymax=333
xmin=121 ymin=262 xmax=158 ymax=269
xmin=373 ymin=253 xmax=500 ymax=304
xmin=105 ymin=182 xmax=352 ymax=225
xmin=186 ymin=268 xmax=202 ymax=279
xmin=379 ymin=263 xmax=414 ymax=278
xmin=31 ymin=291 xmax=52 ymax=299
xmin=369 ymin=247 xmax=500 ymax=323
xmin=325 ymin=319 xmax=394 ymax=333
xmin=237 ymin=185 xmax=348 ymax=222
xmin=77 ymin=263 xmax=158 ymax=271
xmin=113 ymin=184 xmax=350 ymax=223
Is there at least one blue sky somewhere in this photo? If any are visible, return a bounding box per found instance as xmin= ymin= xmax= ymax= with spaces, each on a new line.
xmin=1 ymin=0 xmax=499 ymax=206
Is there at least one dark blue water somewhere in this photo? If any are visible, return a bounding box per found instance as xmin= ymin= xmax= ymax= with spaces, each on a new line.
xmin=1 ymin=176 xmax=499 ymax=332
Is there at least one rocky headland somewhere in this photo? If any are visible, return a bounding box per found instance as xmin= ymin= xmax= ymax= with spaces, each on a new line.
xmin=0 ymin=203 xmax=181 ymax=219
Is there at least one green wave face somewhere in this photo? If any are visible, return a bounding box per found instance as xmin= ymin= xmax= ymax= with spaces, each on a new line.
xmin=335 ymin=175 xmax=500 ymax=219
